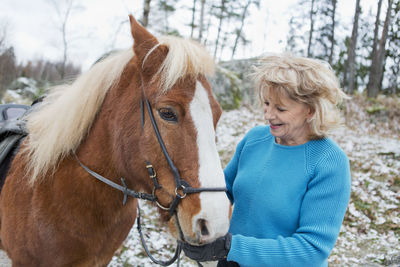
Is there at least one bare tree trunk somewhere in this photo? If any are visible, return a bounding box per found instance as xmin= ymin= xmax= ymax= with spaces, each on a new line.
xmin=371 ymin=0 xmax=383 ymax=63
xmin=388 ymin=0 xmax=400 ymax=95
xmin=190 ymin=0 xmax=197 ymax=38
xmin=203 ymin=5 xmax=214 ymax=46
xmin=231 ymin=0 xmax=251 ymax=60
xmin=142 ymin=0 xmax=151 ymax=27
xmin=60 ymin=4 xmax=71 ymax=80
xmin=345 ymin=0 xmax=361 ymax=94
xmin=367 ymin=0 xmax=393 ymax=98
xmin=214 ymin=0 xmax=226 ymax=59
xmin=0 ymin=21 xmax=9 ymax=50
xmin=60 ymin=0 xmax=73 ymax=80
xmin=328 ymin=0 xmax=337 ymax=65
xmin=198 ymin=0 xmax=206 ymax=42
xmin=49 ymin=0 xmax=75 ymax=80
xmin=307 ymin=0 xmax=316 ymax=57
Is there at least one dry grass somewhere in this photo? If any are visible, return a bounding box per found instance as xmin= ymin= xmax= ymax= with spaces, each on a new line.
xmin=344 ymin=94 xmax=400 ymax=138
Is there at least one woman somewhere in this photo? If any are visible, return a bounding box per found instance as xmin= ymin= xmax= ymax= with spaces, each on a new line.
xmin=181 ymin=54 xmax=351 ymax=267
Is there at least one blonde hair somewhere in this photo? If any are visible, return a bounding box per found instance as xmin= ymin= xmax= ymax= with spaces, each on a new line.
xmin=252 ymin=53 xmax=348 ymax=138
xmin=151 ymin=36 xmax=214 ymax=93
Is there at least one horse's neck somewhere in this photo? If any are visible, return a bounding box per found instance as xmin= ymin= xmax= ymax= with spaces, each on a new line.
xmin=68 ymin=92 xmax=148 ymax=206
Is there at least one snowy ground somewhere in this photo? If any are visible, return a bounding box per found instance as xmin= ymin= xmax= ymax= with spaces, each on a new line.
xmin=109 ymin=99 xmax=400 ymax=267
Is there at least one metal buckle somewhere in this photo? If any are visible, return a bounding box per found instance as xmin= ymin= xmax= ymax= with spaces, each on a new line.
xmin=146 ymin=164 xmax=157 ymax=179
xmin=175 ymin=185 xmax=187 ymax=199
xmin=152 ymin=187 xmax=170 ymax=210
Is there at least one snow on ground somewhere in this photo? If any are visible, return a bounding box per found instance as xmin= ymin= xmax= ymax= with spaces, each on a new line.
xmin=110 ymin=104 xmax=400 ymax=267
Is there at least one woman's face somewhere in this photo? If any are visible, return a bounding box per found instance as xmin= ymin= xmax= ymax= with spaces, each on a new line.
xmin=263 ymin=92 xmax=313 ymax=146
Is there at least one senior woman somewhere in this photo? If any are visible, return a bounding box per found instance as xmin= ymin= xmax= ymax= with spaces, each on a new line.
xmin=181 ymin=54 xmax=351 ymax=267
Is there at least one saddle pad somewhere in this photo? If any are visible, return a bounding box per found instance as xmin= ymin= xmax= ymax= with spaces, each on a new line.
xmin=0 ymin=134 xmax=26 ymax=192
xmin=0 ymin=119 xmax=28 ymax=192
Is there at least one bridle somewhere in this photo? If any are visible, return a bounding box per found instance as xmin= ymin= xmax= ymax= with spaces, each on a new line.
xmin=75 ymin=73 xmax=227 ymax=266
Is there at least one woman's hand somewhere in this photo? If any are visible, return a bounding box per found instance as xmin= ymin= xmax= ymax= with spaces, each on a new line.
xmin=180 ymin=233 xmax=232 ymax=262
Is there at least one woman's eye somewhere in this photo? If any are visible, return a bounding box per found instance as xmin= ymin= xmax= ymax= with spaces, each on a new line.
xmin=264 ymin=101 xmax=269 ymax=106
xmin=158 ymin=108 xmax=178 ymax=122
xmin=277 ymin=107 xmax=286 ymax=112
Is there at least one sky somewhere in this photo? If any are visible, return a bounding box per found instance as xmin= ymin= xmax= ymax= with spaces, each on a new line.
xmin=1 ymin=0 xmax=375 ymax=71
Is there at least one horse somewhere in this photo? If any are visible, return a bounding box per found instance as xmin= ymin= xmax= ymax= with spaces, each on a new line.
xmin=0 ymin=15 xmax=230 ymax=266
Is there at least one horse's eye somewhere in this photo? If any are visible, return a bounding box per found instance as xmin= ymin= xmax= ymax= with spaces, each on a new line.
xmin=158 ymin=108 xmax=178 ymax=122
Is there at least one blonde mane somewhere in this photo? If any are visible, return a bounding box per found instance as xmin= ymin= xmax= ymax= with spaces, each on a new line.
xmin=156 ymin=36 xmax=215 ymax=92
xmin=24 ymin=37 xmax=215 ymax=184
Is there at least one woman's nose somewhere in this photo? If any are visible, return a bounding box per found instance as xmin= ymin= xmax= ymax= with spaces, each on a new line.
xmin=264 ymin=107 xmax=275 ymax=120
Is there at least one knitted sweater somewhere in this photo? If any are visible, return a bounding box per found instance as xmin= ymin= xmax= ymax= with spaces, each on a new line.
xmin=225 ymin=125 xmax=351 ymax=267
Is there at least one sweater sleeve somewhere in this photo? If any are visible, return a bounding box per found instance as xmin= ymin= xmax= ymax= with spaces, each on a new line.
xmin=227 ymin=148 xmax=351 ymax=267
xmin=223 ymin=137 xmax=246 ymax=204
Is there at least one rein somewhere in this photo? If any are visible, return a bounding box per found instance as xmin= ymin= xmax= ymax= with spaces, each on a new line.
xmin=74 ymin=76 xmax=226 ymax=266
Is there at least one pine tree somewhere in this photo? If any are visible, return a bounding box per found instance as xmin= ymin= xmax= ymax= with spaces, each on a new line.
xmin=313 ymin=0 xmax=338 ymax=63
xmin=286 ymin=0 xmax=312 ymax=56
xmin=367 ymin=0 xmax=394 ymax=98
xmin=386 ymin=0 xmax=400 ymax=94
xmin=344 ymin=0 xmax=361 ymax=94
xmin=231 ymin=0 xmax=260 ymax=60
xmin=152 ymin=0 xmax=179 ymax=35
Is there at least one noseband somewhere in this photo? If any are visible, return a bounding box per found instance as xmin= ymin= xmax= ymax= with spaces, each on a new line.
xmin=140 ymin=96 xmax=227 ymax=215
xmin=75 ymin=76 xmax=226 ymax=266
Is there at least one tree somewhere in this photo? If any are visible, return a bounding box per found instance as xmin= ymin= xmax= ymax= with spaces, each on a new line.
xmin=0 ymin=20 xmax=9 ymax=52
xmin=0 ymin=21 xmax=17 ymax=100
xmin=213 ymin=0 xmax=228 ymax=59
xmin=48 ymin=0 xmax=81 ymax=80
xmin=286 ymin=0 xmax=320 ymax=57
xmin=371 ymin=0 xmax=383 ymax=67
xmin=0 ymin=47 xmax=17 ymax=100
xmin=344 ymin=0 xmax=361 ymax=94
xmin=386 ymin=0 xmax=400 ymax=94
xmin=287 ymin=15 xmax=307 ymax=55
xmin=152 ymin=0 xmax=179 ymax=35
xmin=198 ymin=0 xmax=206 ymax=42
xmin=312 ymin=0 xmax=338 ymax=63
xmin=354 ymin=9 xmax=375 ymax=91
xmin=142 ymin=0 xmax=152 ymax=27
xmin=307 ymin=0 xmax=316 ymax=57
xmin=231 ymin=0 xmax=260 ymax=60
xmin=211 ymin=0 xmax=252 ymax=60
xmin=190 ymin=0 xmax=197 ymax=38
xmin=328 ymin=0 xmax=337 ymax=65
xmin=367 ymin=0 xmax=394 ymax=98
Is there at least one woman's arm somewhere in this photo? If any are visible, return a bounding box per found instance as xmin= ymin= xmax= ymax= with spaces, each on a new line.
xmin=223 ymin=137 xmax=246 ymax=204
xmin=227 ymin=149 xmax=351 ymax=267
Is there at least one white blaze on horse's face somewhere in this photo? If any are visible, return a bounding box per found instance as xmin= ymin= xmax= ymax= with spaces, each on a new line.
xmin=189 ymin=81 xmax=230 ymax=243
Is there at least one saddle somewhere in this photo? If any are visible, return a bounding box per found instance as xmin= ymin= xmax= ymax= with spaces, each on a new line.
xmin=0 ymin=105 xmax=30 ymax=192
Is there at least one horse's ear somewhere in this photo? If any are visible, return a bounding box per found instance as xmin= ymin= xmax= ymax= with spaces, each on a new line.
xmin=129 ymin=15 xmax=159 ymax=65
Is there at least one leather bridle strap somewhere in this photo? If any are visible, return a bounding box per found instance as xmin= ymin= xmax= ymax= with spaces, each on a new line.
xmin=136 ymin=201 xmax=182 ymax=266
xmin=142 ymin=97 xmax=227 ymax=216
xmin=74 ymin=153 xmax=156 ymax=205
xmin=75 ymin=73 xmax=227 ymax=266
xmin=143 ymin=98 xmax=182 ymax=190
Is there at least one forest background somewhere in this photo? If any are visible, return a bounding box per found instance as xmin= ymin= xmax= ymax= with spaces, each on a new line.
xmin=0 ymin=0 xmax=399 ymax=266
xmin=1 ymin=0 xmax=399 ymax=99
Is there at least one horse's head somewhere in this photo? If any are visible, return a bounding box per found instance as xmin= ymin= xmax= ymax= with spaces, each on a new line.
xmin=115 ymin=16 xmax=230 ymax=245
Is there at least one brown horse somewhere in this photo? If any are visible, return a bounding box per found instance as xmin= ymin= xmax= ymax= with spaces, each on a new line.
xmin=0 ymin=15 xmax=230 ymax=266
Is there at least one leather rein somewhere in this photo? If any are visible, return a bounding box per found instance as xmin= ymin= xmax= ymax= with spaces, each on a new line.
xmin=75 ymin=76 xmax=227 ymax=266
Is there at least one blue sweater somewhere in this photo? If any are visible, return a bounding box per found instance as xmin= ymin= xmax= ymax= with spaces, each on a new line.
xmin=224 ymin=126 xmax=351 ymax=267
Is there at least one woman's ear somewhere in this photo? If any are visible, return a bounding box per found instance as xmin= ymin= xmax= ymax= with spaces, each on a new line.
xmin=306 ymin=106 xmax=315 ymax=121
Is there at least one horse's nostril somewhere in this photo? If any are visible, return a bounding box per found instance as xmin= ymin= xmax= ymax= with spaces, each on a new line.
xmin=197 ymin=218 xmax=209 ymax=236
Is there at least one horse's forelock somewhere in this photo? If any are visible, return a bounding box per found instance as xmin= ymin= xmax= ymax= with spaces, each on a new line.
xmin=145 ymin=36 xmax=215 ymax=93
